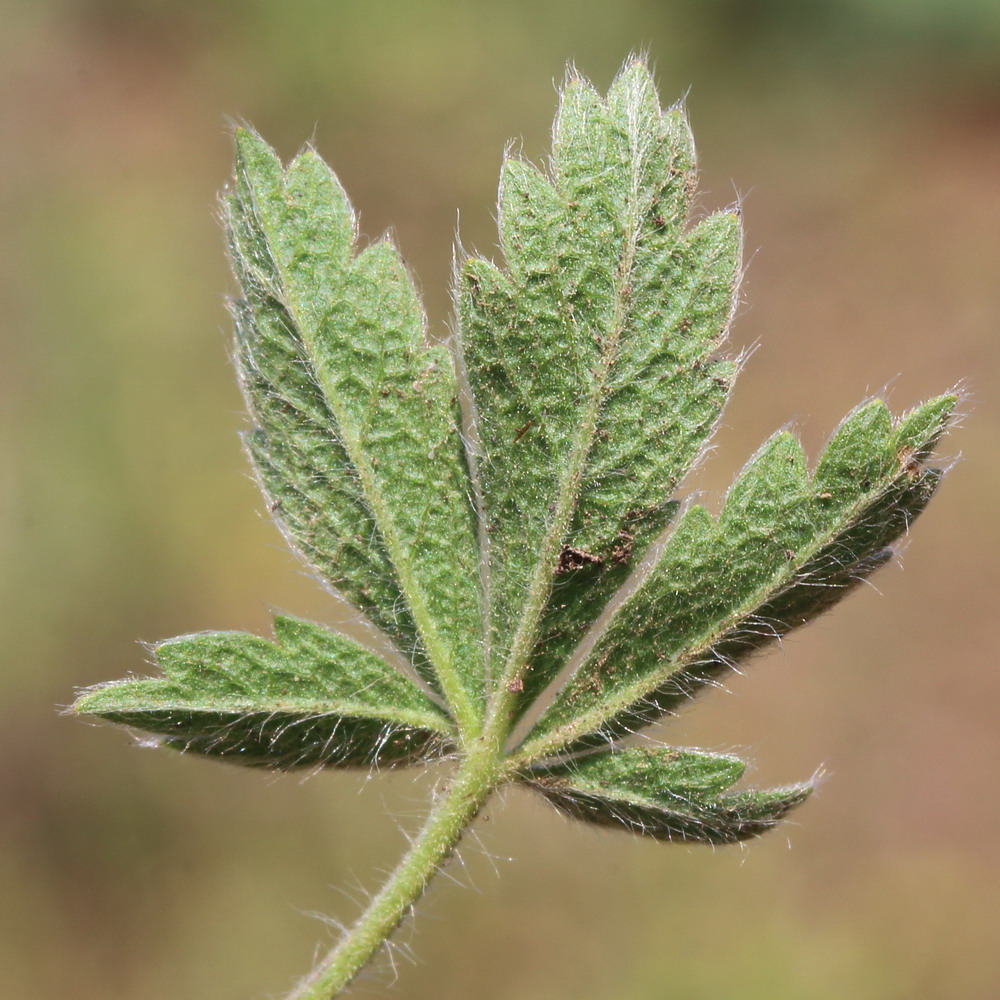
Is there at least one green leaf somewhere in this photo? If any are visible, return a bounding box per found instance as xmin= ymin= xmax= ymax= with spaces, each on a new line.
xmin=78 ymin=57 xmax=955 ymax=792
xmin=525 ymin=747 xmax=811 ymax=844
xmin=73 ymin=616 xmax=455 ymax=769
xmin=457 ymin=60 xmax=740 ymax=711
xmin=71 ymin=55 xmax=959 ymax=993
xmin=227 ymin=130 xmax=484 ymax=727
xmin=519 ymin=395 xmax=956 ymax=758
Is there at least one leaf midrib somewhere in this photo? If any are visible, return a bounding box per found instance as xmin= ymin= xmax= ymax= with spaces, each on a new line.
xmin=105 ymin=700 xmax=454 ymax=731
xmin=242 ymin=180 xmax=480 ymax=737
xmin=530 ymin=780 xmax=720 ymax=812
xmin=485 ymin=107 xmax=651 ymax=733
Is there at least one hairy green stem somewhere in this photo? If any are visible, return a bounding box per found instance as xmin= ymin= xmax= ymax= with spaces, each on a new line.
xmin=287 ymin=741 xmax=505 ymax=999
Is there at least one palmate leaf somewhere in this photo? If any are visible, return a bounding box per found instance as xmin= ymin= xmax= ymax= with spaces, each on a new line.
xmin=73 ymin=60 xmax=957 ymax=978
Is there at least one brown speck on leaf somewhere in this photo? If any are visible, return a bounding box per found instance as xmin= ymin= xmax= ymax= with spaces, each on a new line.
xmin=513 ymin=418 xmax=533 ymax=443
xmin=897 ymin=446 xmax=924 ymax=479
xmin=536 ymin=774 xmax=571 ymax=790
xmin=611 ymin=531 xmax=634 ymax=565
xmin=507 ymin=677 xmax=524 ymax=693
xmin=589 ymin=649 xmax=613 ymax=686
xmin=557 ymin=546 xmax=603 ymax=574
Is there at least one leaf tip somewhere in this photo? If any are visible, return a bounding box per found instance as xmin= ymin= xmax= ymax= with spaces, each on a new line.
xmin=892 ymin=392 xmax=960 ymax=461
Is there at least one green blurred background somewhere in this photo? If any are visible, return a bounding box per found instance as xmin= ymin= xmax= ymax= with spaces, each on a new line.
xmin=2 ymin=1 xmax=998 ymax=997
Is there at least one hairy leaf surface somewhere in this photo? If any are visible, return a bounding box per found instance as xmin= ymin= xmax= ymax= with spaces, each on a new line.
xmin=228 ymin=131 xmax=484 ymax=723
xmin=73 ymin=57 xmax=956 ymax=865
xmin=519 ymin=395 xmax=955 ymax=759
xmin=74 ymin=617 xmax=454 ymax=769
xmin=458 ymin=63 xmax=740 ymax=708
xmin=526 ymin=747 xmax=810 ymax=844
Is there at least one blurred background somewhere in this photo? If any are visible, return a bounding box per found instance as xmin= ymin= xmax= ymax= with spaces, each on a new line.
xmin=2 ymin=1 xmax=998 ymax=997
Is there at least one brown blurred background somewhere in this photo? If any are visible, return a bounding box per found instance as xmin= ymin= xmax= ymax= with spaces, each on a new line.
xmin=2 ymin=1 xmax=998 ymax=998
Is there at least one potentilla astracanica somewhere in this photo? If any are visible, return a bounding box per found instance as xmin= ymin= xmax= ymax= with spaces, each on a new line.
xmin=73 ymin=56 xmax=956 ymax=999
